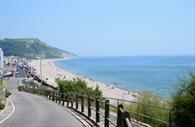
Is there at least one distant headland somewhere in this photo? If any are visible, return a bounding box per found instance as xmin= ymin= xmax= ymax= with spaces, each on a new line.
xmin=0 ymin=38 xmax=76 ymax=59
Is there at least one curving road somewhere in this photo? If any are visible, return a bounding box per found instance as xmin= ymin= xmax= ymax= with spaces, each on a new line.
xmin=0 ymin=78 xmax=84 ymax=127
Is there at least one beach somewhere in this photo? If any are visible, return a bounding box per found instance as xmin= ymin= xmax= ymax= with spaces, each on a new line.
xmin=28 ymin=59 xmax=138 ymax=101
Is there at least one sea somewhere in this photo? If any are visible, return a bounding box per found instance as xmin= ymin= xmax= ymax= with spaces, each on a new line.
xmin=54 ymin=56 xmax=195 ymax=99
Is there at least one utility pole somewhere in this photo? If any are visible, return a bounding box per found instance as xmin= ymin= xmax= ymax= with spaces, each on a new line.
xmin=40 ymin=57 xmax=42 ymax=86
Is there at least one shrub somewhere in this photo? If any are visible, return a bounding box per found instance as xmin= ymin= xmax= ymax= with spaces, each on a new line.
xmin=171 ymin=73 xmax=195 ymax=127
xmin=0 ymin=79 xmax=4 ymax=90
xmin=29 ymin=81 xmax=39 ymax=88
xmin=124 ymin=91 xmax=169 ymax=127
xmin=5 ymin=89 xmax=11 ymax=98
xmin=56 ymin=78 xmax=102 ymax=97
xmin=0 ymin=102 xmax=5 ymax=110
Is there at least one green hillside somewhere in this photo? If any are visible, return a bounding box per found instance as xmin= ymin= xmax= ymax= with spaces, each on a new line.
xmin=0 ymin=38 xmax=76 ymax=59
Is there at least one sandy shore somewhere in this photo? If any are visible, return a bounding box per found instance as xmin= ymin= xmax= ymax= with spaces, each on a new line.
xmin=28 ymin=58 xmax=138 ymax=101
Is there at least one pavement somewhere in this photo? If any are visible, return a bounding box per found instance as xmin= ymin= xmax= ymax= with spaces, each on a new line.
xmin=0 ymin=98 xmax=15 ymax=124
xmin=0 ymin=78 xmax=84 ymax=127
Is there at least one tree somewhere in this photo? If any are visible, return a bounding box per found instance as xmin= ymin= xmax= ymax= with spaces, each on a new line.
xmin=56 ymin=78 xmax=102 ymax=97
xmin=171 ymin=73 xmax=195 ymax=127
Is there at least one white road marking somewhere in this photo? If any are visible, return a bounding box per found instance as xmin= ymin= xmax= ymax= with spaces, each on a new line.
xmin=0 ymin=99 xmax=15 ymax=124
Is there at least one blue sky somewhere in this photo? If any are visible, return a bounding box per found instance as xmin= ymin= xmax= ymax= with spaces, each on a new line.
xmin=0 ymin=0 xmax=194 ymax=56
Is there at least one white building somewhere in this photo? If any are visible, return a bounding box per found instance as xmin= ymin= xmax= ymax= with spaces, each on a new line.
xmin=0 ymin=48 xmax=3 ymax=69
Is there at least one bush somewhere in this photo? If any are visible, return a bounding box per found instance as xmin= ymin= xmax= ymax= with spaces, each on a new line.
xmin=29 ymin=81 xmax=39 ymax=89
xmin=0 ymin=102 xmax=5 ymax=110
xmin=124 ymin=91 xmax=169 ymax=127
xmin=5 ymin=89 xmax=11 ymax=98
xmin=171 ymin=73 xmax=195 ymax=127
xmin=0 ymin=79 xmax=4 ymax=90
xmin=56 ymin=78 xmax=102 ymax=97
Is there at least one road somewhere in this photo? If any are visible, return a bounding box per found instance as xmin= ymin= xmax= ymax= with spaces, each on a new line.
xmin=0 ymin=78 xmax=84 ymax=127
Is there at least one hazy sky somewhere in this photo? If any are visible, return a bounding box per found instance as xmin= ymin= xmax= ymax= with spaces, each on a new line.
xmin=0 ymin=0 xmax=194 ymax=56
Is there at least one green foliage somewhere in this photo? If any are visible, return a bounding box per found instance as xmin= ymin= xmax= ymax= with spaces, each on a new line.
xmin=0 ymin=79 xmax=4 ymax=90
xmin=5 ymin=89 xmax=11 ymax=98
xmin=0 ymin=38 xmax=75 ymax=59
xmin=29 ymin=81 xmax=39 ymax=89
xmin=39 ymin=85 xmax=51 ymax=95
xmin=124 ymin=91 xmax=169 ymax=127
xmin=56 ymin=78 xmax=102 ymax=97
xmin=171 ymin=73 xmax=195 ymax=127
xmin=0 ymin=102 xmax=5 ymax=110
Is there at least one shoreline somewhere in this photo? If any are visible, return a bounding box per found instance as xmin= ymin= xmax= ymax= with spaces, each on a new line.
xmin=28 ymin=58 xmax=138 ymax=101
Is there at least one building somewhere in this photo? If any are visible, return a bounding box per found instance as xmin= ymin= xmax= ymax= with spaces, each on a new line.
xmin=0 ymin=48 xmax=3 ymax=69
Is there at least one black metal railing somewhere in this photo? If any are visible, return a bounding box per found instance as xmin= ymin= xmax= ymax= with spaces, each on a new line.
xmin=105 ymin=97 xmax=170 ymax=127
xmin=18 ymin=87 xmax=131 ymax=127
xmin=20 ymin=64 xmax=171 ymax=127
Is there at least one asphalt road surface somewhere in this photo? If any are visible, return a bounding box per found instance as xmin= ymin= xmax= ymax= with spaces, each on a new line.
xmin=0 ymin=78 xmax=84 ymax=127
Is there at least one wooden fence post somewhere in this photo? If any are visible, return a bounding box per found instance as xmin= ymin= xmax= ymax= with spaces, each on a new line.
xmin=81 ymin=94 xmax=84 ymax=112
xmin=59 ymin=92 xmax=61 ymax=104
xmin=67 ymin=94 xmax=69 ymax=107
xmin=88 ymin=97 xmax=91 ymax=117
xmin=76 ymin=94 xmax=78 ymax=109
xmin=48 ymin=91 xmax=50 ymax=100
xmin=52 ymin=91 xmax=55 ymax=101
xmin=71 ymin=94 xmax=73 ymax=108
xmin=62 ymin=93 xmax=65 ymax=106
xmin=117 ymin=104 xmax=123 ymax=127
xmin=105 ymin=100 xmax=110 ymax=127
xmin=96 ymin=97 xmax=100 ymax=123
xmin=55 ymin=92 xmax=58 ymax=102
xmin=123 ymin=111 xmax=131 ymax=127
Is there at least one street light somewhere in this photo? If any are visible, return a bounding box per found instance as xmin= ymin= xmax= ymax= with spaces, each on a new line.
xmin=40 ymin=57 xmax=42 ymax=86
xmin=36 ymin=57 xmax=42 ymax=86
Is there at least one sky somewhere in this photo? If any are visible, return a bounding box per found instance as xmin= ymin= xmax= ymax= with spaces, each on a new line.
xmin=0 ymin=0 xmax=194 ymax=56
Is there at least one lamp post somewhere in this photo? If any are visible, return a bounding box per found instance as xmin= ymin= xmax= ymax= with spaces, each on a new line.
xmin=40 ymin=57 xmax=42 ymax=86
xmin=37 ymin=57 xmax=42 ymax=86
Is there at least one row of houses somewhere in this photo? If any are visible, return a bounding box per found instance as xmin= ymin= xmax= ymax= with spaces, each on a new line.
xmin=0 ymin=48 xmax=27 ymax=78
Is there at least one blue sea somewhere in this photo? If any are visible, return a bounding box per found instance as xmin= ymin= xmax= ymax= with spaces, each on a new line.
xmin=55 ymin=56 xmax=195 ymax=99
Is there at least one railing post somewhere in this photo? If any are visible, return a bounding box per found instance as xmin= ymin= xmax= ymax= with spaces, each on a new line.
xmin=117 ymin=104 xmax=123 ymax=127
xmin=67 ymin=94 xmax=69 ymax=107
xmin=55 ymin=92 xmax=58 ymax=102
xmin=81 ymin=94 xmax=84 ymax=112
xmin=96 ymin=97 xmax=100 ymax=123
xmin=50 ymin=91 xmax=52 ymax=100
xmin=62 ymin=93 xmax=65 ymax=106
xmin=45 ymin=91 xmax=48 ymax=98
xmin=46 ymin=91 xmax=48 ymax=97
xmin=88 ymin=97 xmax=91 ymax=117
xmin=105 ymin=100 xmax=110 ymax=127
xmin=48 ymin=91 xmax=50 ymax=100
xmin=49 ymin=91 xmax=51 ymax=100
xmin=50 ymin=91 xmax=53 ymax=100
xmin=118 ymin=105 xmax=131 ymax=127
xmin=52 ymin=91 xmax=55 ymax=101
xmin=59 ymin=92 xmax=61 ymax=104
xmin=76 ymin=94 xmax=78 ymax=109
xmin=54 ymin=92 xmax=56 ymax=101
xmin=71 ymin=94 xmax=73 ymax=108
xmin=123 ymin=111 xmax=131 ymax=127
